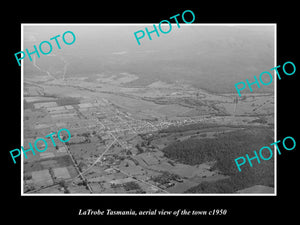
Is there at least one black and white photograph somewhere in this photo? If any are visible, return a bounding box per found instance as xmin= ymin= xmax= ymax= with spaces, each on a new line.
xmin=22 ymin=24 xmax=275 ymax=195
xmin=3 ymin=4 xmax=297 ymax=223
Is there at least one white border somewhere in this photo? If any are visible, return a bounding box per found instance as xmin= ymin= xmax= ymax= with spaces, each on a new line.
xmin=21 ymin=23 xmax=277 ymax=196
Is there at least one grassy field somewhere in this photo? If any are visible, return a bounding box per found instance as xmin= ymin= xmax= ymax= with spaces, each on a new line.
xmin=24 ymin=155 xmax=74 ymax=173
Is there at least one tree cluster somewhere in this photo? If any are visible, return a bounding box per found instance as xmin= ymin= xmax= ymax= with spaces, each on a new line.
xmin=163 ymin=128 xmax=274 ymax=193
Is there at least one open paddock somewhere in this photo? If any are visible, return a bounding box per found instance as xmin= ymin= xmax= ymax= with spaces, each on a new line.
xmin=24 ymin=155 xmax=74 ymax=173
xmin=68 ymin=141 xmax=114 ymax=163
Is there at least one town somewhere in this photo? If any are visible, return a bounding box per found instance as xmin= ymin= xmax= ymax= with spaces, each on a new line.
xmin=23 ymin=71 xmax=274 ymax=194
xmin=22 ymin=22 xmax=275 ymax=195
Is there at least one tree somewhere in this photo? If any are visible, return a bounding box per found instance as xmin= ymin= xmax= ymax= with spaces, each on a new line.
xmin=123 ymin=182 xmax=140 ymax=191
xmin=59 ymin=180 xmax=67 ymax=188
xmin=24 ymin=174 xmax=32 ymax=180
xmin=136 ymin=144 xmax=143 ymax=154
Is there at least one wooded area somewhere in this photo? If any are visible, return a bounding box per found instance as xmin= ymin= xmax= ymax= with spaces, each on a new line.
xmin=162 ymin=127 xmax=274 ymax=193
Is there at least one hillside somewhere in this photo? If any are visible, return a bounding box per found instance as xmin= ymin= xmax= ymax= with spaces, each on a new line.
xmin=161 ymin=127 xmax=274 ymax=193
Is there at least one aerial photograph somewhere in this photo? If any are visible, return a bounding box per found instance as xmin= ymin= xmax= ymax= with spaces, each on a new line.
xmin=22 ymin=24 xmax=275 ymax=195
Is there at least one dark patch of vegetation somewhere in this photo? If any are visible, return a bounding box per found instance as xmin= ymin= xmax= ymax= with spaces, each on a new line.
xmin=186 ymin=179 xmax=234 ymax=193
xmin=24 ymin=100 xmax=34 ymax=110
xmin=160 ymin=123 xmax=246 ymax=134
xmin=135 ymin=144 xmax=144 ymax=154
xmin=24 ymin=174 xmax=32 ymax=180
xmin=151 ymin=171 xmax=181 ymax=185
xmin=123 ymin=181 xmax=142 ymax=192
xmin=56 ymin=97 xmax=80 ymax=106
xmin=163 ymin=138 xmax=217 ymax=165
xmin=249 ymin=117 xmax=268 ymax=124
xmin=168 ymin=160 xmax=175 ymax=166
xmin=48 ymin=167 xmax=55 ymax=180
xmin=161 ymin=123 xmax=213 ymax=133
xmin=162 ymin=128 xmax=274 ymax=193
xmin=111 ymin=183 xmax=122 ymax=189
xmin=58 ymin=180 xmax=70 ymax=193
xmin=78 ymin=161 xmax=87 ymax=172
xmin=186 ymin=161 xmax=274 ymax=193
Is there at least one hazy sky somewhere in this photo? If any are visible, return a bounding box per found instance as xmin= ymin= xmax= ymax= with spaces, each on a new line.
xmin=23 ymin=24 xmax=275 ymax=56
xmin=23 ymin=24 xmax=275 ymax=93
